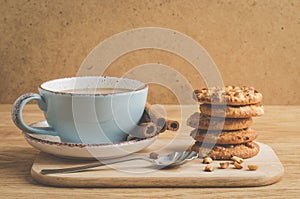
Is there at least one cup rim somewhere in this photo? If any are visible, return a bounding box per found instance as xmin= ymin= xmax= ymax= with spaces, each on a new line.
xmin=38 ymin=76 xmax=148 ymax=96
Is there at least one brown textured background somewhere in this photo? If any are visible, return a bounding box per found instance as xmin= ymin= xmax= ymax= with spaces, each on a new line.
xmin=0 ymin=0 xmax=299 ymax=105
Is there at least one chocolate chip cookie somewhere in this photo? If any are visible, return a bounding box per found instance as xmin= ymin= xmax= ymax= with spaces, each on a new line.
xmin=193 ymin=86 xmax=262 ymax=105
xmin=199 ymin=103 xmax=264 ymax=118
xmin=190 ymin=128 xmax=258 ymax=145
xmin=191 ymin=141 xmax=260 ymax=160
xmin=187 ymin=112 xmax=253 ymax=130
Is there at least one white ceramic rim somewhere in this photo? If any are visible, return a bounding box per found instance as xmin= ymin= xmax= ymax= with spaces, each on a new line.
xmin=38 ymin=76 xmax=148 ymax=96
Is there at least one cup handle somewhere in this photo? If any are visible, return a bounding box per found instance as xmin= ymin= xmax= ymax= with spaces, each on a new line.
xmin=11 ymin=93 xmax=58 ymax=136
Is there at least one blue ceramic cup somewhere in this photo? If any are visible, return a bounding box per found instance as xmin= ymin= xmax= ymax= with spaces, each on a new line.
xmin=12 ymin=76 xmax=148 ymax=144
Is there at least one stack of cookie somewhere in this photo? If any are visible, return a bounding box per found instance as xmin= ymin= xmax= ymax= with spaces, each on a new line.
xmin=187 ymin=86 xmax=264 ymax=160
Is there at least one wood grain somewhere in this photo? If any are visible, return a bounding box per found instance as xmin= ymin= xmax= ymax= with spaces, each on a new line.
xmin=0 ymin=104 xmax=300 ymax=198
xmin=31 ymin=142 xmax=283 ymax=187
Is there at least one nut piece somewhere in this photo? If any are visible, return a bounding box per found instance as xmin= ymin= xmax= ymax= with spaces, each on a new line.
xmin=203 ymin=156 xmax=213 ymax=164
xmin=219 ymin=162 xmax=230 ymax=169
xmin=149 ymin=152 xmax=159 ymax=159
xmin=247 ymin=164 xmax=258 ymax=171
xmin=231 ymin=156 xmax=244 ymax=164
xmin=234 ymin=161 xmax=243 ymax=169
xmin=245 ymin=142 xmax=255 ymax=149
xmin=204 ymin=165 xmax=214 ymax=172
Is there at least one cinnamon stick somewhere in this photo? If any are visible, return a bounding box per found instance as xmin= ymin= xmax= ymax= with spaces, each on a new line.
xmin=130 ymin=122 xmax=158 ymax=138
xmin=139 ymin=110 xmax=151 ymax=123
xmin=166 ymin=120 xmax=179 ymax=131
xmin=145 ymin=102 xmax=167 ymax=132
xmin=129 ymin=103 xmax=180 ymax=138
xmin=144 ymin=103 xmax=180 ymax=133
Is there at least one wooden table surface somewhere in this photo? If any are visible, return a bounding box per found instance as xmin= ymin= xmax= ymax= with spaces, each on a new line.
xmin=0 ymin=104 xmax=299 ymax=198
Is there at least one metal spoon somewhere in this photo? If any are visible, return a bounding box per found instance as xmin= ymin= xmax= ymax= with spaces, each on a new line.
xmin=40 ymin=150 xmax=198 ymax=175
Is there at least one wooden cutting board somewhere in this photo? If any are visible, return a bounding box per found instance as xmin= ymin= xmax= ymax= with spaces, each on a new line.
xmin=30 ymin=138 xmax=284 ymax=187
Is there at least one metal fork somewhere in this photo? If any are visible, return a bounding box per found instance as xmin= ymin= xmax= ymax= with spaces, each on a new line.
xmin=40 ymin=150 xmax=198 ymax=175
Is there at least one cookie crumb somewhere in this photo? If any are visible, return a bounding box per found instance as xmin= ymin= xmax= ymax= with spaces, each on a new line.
xmin=247 ymin=164 xmax=258 ymax=171
xmin=234 ymin=161 xmax=243 ymax=169
xmin=219 ymin=162 xmax=230 ymax=169
xmin=204 ymin=165 xmax=214 ymax=172
xmin=231 ymin=156 xmax=244 ymax=164
xmin=203 ymin=156 xmax=213 ymax=164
